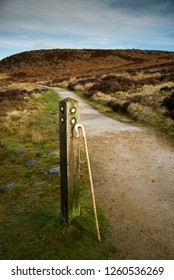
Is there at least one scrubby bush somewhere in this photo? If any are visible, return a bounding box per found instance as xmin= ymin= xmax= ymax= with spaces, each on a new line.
xmin=162 ymin=91 xmax=174 ymax=119
xmin=88 ymin=75 xmax=133 ymax=94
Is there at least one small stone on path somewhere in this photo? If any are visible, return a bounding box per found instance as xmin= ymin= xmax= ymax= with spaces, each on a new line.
xmin=47 ymin=166 xmax=60 ymax=176
xmin=1 ymin=183 xmax=19 ymax=191
xmin=47 ymin=152 xmax=59 ymax=156
xmin=25 ymin=159 xmax=38 ymax=165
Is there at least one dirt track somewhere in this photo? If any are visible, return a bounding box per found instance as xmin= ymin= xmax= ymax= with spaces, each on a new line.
xmin=54 ymin=87 xmax=174 ymax=260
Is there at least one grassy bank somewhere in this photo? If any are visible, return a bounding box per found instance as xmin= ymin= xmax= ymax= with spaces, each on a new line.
xmin=0 ymin=87 xmax=116 ymax=260
xmin=52 ymin=67 xmax=174 ymax=145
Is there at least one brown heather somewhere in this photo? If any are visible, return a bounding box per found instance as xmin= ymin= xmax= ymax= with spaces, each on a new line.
xmin=0 ymin=49 xmax=174 ymax=138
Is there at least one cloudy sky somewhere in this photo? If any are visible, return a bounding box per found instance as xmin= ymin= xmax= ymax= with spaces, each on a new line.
xmin=0 ymin=0 xmax=174 ymax=59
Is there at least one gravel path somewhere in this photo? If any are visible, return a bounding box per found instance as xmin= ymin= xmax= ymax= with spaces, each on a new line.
xmin=53 ymin=87 xmax=174 ymax=260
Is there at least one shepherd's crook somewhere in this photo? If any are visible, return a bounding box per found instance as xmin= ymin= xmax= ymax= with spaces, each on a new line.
xmin=74 ymin=124 xmax=101 ymax=242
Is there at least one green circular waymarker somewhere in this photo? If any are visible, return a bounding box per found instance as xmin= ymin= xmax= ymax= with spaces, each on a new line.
xmin=60 ymin=117 xmax=65 ymax=123
xmin=60 ymin=106 xmax=64 ymax=112
xmin=70 ymin=118 xmax=76 ymax=125
xmin=70 ymin=107 xmax=76 ymax=114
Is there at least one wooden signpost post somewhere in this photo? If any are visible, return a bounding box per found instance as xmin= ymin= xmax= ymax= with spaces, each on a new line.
xmin=59 ymin=98 xmax=80 ymax=223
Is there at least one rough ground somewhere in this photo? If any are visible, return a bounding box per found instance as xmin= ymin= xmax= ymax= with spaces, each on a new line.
xmin=1 ymin=49 xmax=174 ymax=83
xmin=54 ymin=87 xmax=174 ymax=260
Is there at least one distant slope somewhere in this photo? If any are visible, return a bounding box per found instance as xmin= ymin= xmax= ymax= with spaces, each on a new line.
xmin=0 ymin=49 xmax=174 ymax=83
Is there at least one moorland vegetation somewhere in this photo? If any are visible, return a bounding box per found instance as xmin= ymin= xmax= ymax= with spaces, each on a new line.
xmin=0 ymin=48 xmax=174 ymax=259
xmin=1 ymin=49 xmax=173 ymax=139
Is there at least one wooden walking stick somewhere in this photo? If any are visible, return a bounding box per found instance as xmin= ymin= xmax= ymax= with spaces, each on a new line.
xmin=74 ymin=124 xmax=101 ymax=242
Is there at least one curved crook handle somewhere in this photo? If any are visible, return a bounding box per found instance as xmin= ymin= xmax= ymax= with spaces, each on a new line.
xmin=74 ymin=123 xmax=86 ymax=138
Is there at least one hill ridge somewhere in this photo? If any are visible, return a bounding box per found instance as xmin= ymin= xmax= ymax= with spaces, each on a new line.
xmin=0 ymin=48 xmax=174 ymax=83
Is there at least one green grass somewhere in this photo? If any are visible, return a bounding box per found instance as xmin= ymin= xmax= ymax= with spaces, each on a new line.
xmin=0 ymin=89 xmax=117 ymax=260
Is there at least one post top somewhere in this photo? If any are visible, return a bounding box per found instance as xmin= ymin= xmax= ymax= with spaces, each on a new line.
xmin=60 ymin=97 xmax=78 ymax=104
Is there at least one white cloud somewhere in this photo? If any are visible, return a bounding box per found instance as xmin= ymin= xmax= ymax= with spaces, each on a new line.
xmin=0 ymin=0 xmax=174 ymax=59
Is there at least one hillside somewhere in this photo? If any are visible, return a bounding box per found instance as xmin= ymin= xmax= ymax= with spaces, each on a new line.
xmin=0 ymin=49 xmax=174 ymax=139
xmin=0 ymin=49 xmax=174 ymax=260
xmin=0 ymin=49 xmax=174 ymax=83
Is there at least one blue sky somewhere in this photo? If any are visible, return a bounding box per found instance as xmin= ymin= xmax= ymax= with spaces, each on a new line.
xmin=0 ymin=0 xmax=174 ymax=59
